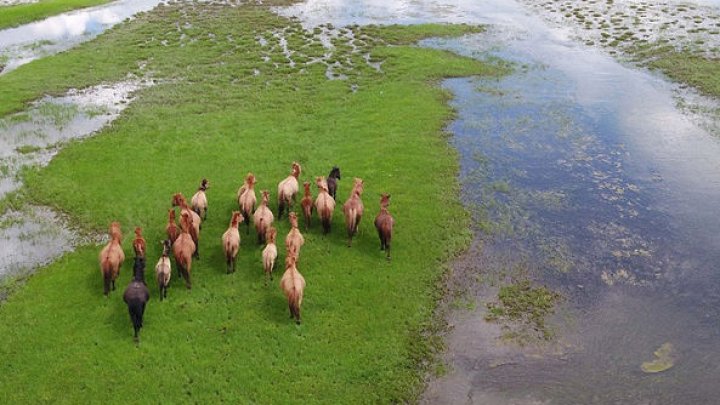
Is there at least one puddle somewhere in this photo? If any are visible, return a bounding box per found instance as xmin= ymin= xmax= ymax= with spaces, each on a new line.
xmin=0 ymin=205 xmax=87 ymax=279
xmin=0 ymin=0 xmax=164 ymax=74
xmin=279 ymin=0 xmax=720 ymax=403
xmin=0 ymin=79 xmax=150 ymax=281
xmin=0 ymin=79 xmax=151 ymax=198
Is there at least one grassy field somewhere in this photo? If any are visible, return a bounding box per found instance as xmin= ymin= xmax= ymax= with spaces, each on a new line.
xmin=0 ymin=1 xmax=507 ymax=402
xmin=0 ymin=0 xmax=111 ymax=30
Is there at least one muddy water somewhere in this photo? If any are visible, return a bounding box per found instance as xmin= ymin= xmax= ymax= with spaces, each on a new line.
xmin=0 ymin=0 xmax=163 ymax=74
xmin=280 ymin=0 xmax=720 ymax=403
xmin=0 ymin=80 xmax=150 ymax=279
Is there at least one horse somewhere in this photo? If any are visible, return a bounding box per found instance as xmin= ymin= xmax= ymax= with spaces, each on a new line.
xmin=191 ymin=178 xmax=209 ymax=221
xmin=173 ymin=212 xmax=196 ymax=289
xmin=280 ymin=253 xmax=306 ymax=324
xmin=123 ymin=256 xmax=150 ymax=342
xmin=222 ymin=211 xmax=243 ymax=274
xmin=99 ymin=222 xmax=125 ymax=296
xmin=166 ymin=209 xmax=179 ymax=245
xmin=314 ymin=176 xmax=335 ymax=235
xmin=172 ymin=193 xmax=201 ymax=259
xmin=262 ymin=227 xmax=278 ymax=285
xmin=253 ymin=190 xmax=274 ymax=245
xmin=155 ymin=240 xmax=172 ymax=300
xmin=327 ymin=166 xmax=341 ymax=201
xmin=374 ymin=194 xmax=395 ymax=260
xmin=132 ymin=227 xmax=146 ymax=258
xmin=285 ymin=212 xmax=305 ymax=257
xmin=277 ymin=162 xmax=301 ymax=219
xmin=342 ymin=178 xmax=365 ymax=247
xmin=237 ymin=173 xmax=257 ymax=235
xmin=300 ymin=181 xmax=314 ymax=229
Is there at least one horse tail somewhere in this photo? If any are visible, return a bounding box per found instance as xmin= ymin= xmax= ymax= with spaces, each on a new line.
xmin=127 ymin=300 xmax=144 ymax=336
xmin=193 ymin=206 xmax=201 ymax=218
xmin=103 ymin=267 xmax=112 ymax=296
xmin=288 ymin=289 xmax=301 ymax=324
xmin=347 ymin=207 xmax=357 ymax=237
xmin=321 ymin=206 xmax=331 ymax=234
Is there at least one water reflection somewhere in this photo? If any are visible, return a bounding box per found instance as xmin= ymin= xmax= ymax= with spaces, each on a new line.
xmin=0 ymin=0 xmax=163 ymax=73
xmin=281 ymin=0 xmax=720 ymax=403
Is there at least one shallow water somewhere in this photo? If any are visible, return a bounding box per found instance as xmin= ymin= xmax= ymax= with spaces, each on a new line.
xmin=280 ymin=0 xmax=720 ymax=403
xmin=0 ymin=79 xmax=149 ymax=279
xmin=0 ymin=0 xmax=163 ymax=74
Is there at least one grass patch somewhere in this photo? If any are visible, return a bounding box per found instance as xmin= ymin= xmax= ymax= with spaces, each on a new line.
xmin=0 ymin=2 xmax=506 ymax=403
xmin=0 ymin=0 xmax=112 ymax=30
xmin=485 ymin=279 xmax=561 ymax=342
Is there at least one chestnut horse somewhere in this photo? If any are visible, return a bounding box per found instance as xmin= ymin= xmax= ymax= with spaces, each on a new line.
xmin=173 ymin=212 xmax=196 ymax=289
xmin=300 ymin=181 xmax=313 ymax=229
xmin=285 ymin=212 xmax=305 ymax=257
xmin=132 ymin=227 xmax=146 ymax=258
xmin=253 ymin=190 xmax=274 ymax=245
xmin=166 ymin=209 xmax=179 ymax=245
xmin=262 ymin=227 xmax=278 ymax=285
xmin=315 ymin=176 xmax=335 ymax=235
xmin=374 ymin=194 xmax=395 ymax=260
xmin=222 ymin=211 xmax=243 ymax=273
xmin=99 ymin=222 xmax=125 ymax=296
xmin=172 ymin=193 xmax=201 ymax=258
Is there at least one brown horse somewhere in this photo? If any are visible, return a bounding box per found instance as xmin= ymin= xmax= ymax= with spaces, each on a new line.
xmin=280 ymin=253 xmax=306 ymax=324
xmin=342 ymin=178 xmax=365 ymax=247
xmin=374 ymin=194 xmax=395 ymax=260
xmin=166 ymin=209 xmax=179 ymax=245
xmin=191 ymin=178 xmax=209 ymax=221
xmin=222 ymin=211 xmax=243 ymax=274
xmin=277 ymin=162 xmax=301 ymax=219
xmin=237 ymin=173 xmax=257 ymax=235
xmin=99 ymin=222 xmax=125 ymax=296
xmin=315 ymin=176 xmax=335 ymax=235
xmin=173 ymin=212 xmax=196 ymax=289
xmin=253 ymin=190 xmax=274 ymax=245
xmin=300 ymin=181 xmax=313 ymax=229
xmin=172 ymin=193 xmax=201 ymax=258
xmin=132 ymin=227 xmax=146 ymax=258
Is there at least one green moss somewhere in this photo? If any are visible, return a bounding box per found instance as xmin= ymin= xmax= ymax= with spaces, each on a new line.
xmin=485 ymin=279 xmax=561 ymax=341
xmin=641 ymin=342 xmax=675 ymax=373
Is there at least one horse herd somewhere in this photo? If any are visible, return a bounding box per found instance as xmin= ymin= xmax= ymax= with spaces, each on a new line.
xmin=98 ymin=163 xmax=396 ymax=342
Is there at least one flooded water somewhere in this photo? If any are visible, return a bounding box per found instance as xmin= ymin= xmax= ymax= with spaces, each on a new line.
xmin=0 ymin=79 xmax=150 ymax=279
xmin=279 ymin=0 xmax=720 ymax=403
xmin=0 ymin=0 xmax=163 ymax=74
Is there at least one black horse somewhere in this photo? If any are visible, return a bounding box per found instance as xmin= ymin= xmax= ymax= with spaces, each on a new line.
xmin=123 ymin=256 xmax=150 ymax=343
xmin=327 ymin=166 xmax=341 ymax=201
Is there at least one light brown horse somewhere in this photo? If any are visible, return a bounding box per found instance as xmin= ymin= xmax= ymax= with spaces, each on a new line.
xmin=374 ymin=194 xmax=395 ymax=260
xmin=155 ymin=239 xmax=172 ymax=300
xmin=277 ymin=162 xmax=301 ymax=219
xmin=191 ymin=178 xmax=209 ymax=221
xmin=132 ymin=227 xmax=146 ymax=258
xmin=342 ymin=178 xmax=365 ymax=247
xmin=99 ymin=221 xmax=125 ymax=296
xmin=253 ymin=190 xmax=274 ymax=245
xmin=315 ymin=176 xmax=335 ymax=235
xmin=237 ymin=173 xmax=257 ymax=235
xmin=262 ymin=227 xmax=278 ymax=285
xmin=222 ymin=211 xmax=243 ymax=274
xmin=280 ymin=253 xmax=306 ymax=324
xmin=173 ymin=212 xmax=196 ymax=289
xmin=172 ymin=193 xmax=201 ymax=258
xmin=285 ymin=212 xmax=305 ymax=257
xmin=300 ymin=181 xmax=313 ymax=229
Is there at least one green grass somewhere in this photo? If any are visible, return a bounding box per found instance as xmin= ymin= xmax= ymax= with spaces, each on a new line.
xmin=0 ymin=0 xmax=112 ymax=30
xmin=0 ymin=2 xmax=508 ymax=403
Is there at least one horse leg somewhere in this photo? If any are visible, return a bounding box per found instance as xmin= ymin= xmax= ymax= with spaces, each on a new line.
xmin=226 ymin=257 xmax=232 ymax=274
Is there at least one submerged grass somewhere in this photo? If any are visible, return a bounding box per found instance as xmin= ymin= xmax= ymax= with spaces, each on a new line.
xmin=0 ymin=2 xmax=506 ymax=402
xmin=0 ymin=0 xmax=111 ymax=30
